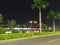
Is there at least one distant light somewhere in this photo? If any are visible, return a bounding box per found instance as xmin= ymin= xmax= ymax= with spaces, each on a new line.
xmin=34 ymin=21 xmax=37 ymax=24
xmin=29 ymin=20 xmax=33 ymax=24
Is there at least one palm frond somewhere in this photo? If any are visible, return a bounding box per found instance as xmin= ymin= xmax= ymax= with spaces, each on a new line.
xmin=47 ymin=10 xmax=60 ymax=20
xmin=32 ymin=0 xmax=49 ymax=9
xmin=42 ymin=1 xmax=49 ymax=9
xmin=47 ymin=10 xmax=54 ymax=19
xmin=34 ymin=0 xmax=41 ymax=8
xmin=34 ymin=0 xmax=45 ymax=8
xmin=55 ymin=12 xmax=60 ymax=19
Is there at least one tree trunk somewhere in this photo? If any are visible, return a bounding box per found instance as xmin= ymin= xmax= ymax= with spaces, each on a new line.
xmin=39 ymin=8 xmax=42 ymax=32
xmin=53 ymin=19 xmax=55 ymax=32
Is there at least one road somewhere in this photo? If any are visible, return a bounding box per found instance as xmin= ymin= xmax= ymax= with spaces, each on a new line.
xmin=0 ymin=35 xmax=60 ymax=45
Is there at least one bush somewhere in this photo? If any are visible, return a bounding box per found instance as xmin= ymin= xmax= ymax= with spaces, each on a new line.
xmin=0 ymin=28 xmax=6 ymax=34
xmin=33 ymin=32 xmax=41 ymax=35
xmin=0 ymin=33 xmax=33 ymax=40
xmin=22 ymin=30 xmax=27 ymax=33
xmin=42 ymin=30 xmax=53 ymax=32
xmin=12 ymin=29 xmax=20 ymax=33
xmin=0 ymin=32 xmax=57 ymax=40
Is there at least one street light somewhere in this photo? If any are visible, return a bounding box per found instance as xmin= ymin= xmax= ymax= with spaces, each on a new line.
xmin=29 ymin=20 xmax=38 ymax=28
xmin=33 ymin=21 xmax=38 ymax=24
xmin=29 ymin=20 xmax=33 ymax=24
xmin=29 ymin=20 xmax=33 ymax=28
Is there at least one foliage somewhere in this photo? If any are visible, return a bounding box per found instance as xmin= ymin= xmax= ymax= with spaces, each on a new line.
xmin=43 ymin=30 xmax=53 ymax=32
xmin=0 ymin=33 xmax=33 ymax=40
xmin=7 ymin=20 xmax=16 ymax=30
xmin=0 ymin=28 xmax=6 ymax=34
xmin=33 ymin=32 xmax=41 ymax=35
xmin=0 ymin=13 xmax=3 ymax=23
xmin=32 ymin=0 xmax=49 ymax=9
xmin=55 ymin=12 xmax=60 ymax=19
xmin=47 ymin=10 xmax=60 ymax=32
xmin=32 ymin=32 xmax=56 ymax=35
xmin=0 ymin=32 xmax=59 ymax=40
xmin=47 ymin=10 xmax=60 ymax=20
xmin=42 ymin=23 xmax=47 ymax=31
xmin=12 ymin=29 xmax=20 ymax=33
xmin=47 ymin=10 xmax=54 ymax=19
xmin=22 ymin=30 xmax=27 ymax=33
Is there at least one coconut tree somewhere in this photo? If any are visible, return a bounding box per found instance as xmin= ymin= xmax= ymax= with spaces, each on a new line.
xmin=32 ymin=0 xmax=49 ymax=32
xmin=47 ymin=10 xmax=60 ymax=32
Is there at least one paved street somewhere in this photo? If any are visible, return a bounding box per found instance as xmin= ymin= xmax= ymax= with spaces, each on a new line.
xmin=0 ymin=35 xmax=60 ymax=45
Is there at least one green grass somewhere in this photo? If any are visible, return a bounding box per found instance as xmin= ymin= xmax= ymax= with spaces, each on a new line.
xmin=0 ymin=33 xmax=34 ymax=40
xmin=0 ymin=31 xmax=60 ymax=40
xmin=33 ymin=32 xmax=55 ymax=35
xmin=55 ymin=31 xmax=60 ymax=34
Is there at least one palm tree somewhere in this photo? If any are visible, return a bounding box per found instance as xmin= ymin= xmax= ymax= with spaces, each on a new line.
xmin=32 ymin=0 xmax=49 ymax=32
xmin=47 ymin=10 xmax=60 ymax=32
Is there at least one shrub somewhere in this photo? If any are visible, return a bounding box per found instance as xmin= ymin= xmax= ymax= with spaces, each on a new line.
xmin=33 ymin=32 xmax=41 ymax=35
xmin=0 ymin=28 xmax=6 ymax=34
xmin=22 ymin=30 xmax=27 ymax=33
xmin=12 ymin=29 xmax=20 ymax=33
xmin=42 ymin=29 xmax=53 ymax=32
xmin=0 ymin=33 xmax=33 ymax=40
xmin=0 ymin=32 xmax=57 ymax=40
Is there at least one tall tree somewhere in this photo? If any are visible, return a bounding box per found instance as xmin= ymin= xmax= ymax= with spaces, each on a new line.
xmin=47 ymin=10 xmax=60 ymax=32
xmin=32 ymin=0 xmax=49 ymax=32
xmin=7 ymin=20 xmax=16 ymax=30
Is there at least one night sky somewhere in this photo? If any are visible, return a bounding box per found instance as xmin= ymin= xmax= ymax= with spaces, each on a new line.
xmin=0 ymin=0 xmax=60 ymax=25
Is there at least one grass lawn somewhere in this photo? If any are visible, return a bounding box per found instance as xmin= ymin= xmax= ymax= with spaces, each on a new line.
xmin=0 ymin=31 xmax=60 ymax=40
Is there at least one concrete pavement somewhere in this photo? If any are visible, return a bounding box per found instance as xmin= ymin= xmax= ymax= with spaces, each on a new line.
xmin=0 ymin=34 xmax=60 ymax=45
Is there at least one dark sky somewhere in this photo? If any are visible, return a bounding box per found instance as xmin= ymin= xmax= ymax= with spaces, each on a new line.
xmin=0 ymin=0 xmax=60 ymax=25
